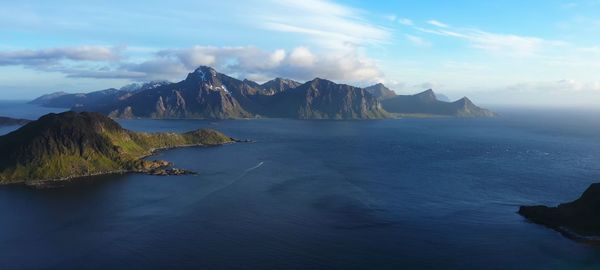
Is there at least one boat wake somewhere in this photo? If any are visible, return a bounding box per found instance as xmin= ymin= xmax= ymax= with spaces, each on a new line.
xmin=231 ymin=161 xmax=264 ymax=181
xmin=244 ymin=161 xmax=264 ymax=173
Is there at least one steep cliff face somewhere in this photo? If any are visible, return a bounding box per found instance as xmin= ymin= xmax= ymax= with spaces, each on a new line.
xmin=381 ymin=89 xmax=494 ymax=117
xmin=0 ymin=111 xmax=234 ymax=184
xmin=263 ymin=78 xmax=389 ymax=119
xmin=102 ymin=67 xmax=252 ymax=119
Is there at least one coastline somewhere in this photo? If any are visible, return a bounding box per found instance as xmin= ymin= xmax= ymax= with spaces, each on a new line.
xmin=4 ymin=140 xmax=246 ymax=188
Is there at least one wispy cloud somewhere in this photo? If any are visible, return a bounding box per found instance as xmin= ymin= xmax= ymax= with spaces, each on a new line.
xmin=416 ymin=21 xmax=565 ymax=57
xmin=398 ymin=18 xmax=414 ymax=26
xmin=426 ymin=20 xmax=449 ymax=28
xmin=259 ymin=0 xmax=390 ymax=49
xmin=405 ymin=35 xmax=431 ymax=47
xmin=0 ymin=46 xmax=121 ymax=66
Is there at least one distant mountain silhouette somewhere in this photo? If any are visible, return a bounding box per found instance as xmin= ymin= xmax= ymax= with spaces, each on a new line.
xmin=364 ymin=83 xmax=396 ymax=100
xmin=381 ymin=89 xmax=494 ymax=117
xmin=29 ymin=81 xmax=170 ymax=108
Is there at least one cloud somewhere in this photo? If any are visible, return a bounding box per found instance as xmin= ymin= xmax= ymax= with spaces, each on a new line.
xmin=259 ymin=0 xmax=390 ymax=49
xmin=416 ymin=22 xmax=565 ymax=57
xmin=57 ymin=45 xmax=383 ymax=84
xmin=288 ymin=47 xmax=316 ymax=67
xmin=427 ymin=20 xmax=449 ymax=28
xmin=405 ymin=35 xmax=431 ymax=47
xmin=398 ymin=18 xmax=413 ymax=26
xmin=384 ymin=14 xmax=397 ymax=22
xmin=507 ymin=79 xmax=600 ymax=93
xmin=0 ymin=46 xmax=121 ymax=66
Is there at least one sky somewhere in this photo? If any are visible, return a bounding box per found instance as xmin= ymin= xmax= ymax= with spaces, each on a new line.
xmin=1 ymin=0 xmax=600 ymax=105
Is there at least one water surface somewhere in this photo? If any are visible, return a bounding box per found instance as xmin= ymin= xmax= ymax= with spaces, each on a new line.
xmin=1 ymin=102 xmax=600 ymax=269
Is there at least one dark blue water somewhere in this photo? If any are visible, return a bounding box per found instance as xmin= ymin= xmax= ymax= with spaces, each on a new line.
xmin=2 ymin=102 xmax=600 ymax=269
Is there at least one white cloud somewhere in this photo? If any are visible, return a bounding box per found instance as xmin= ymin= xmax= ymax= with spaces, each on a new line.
xmin=416 ymin=23 xmax=565 ymax=57
xmin=45 ymin=45 xmax=383 ymax=84
xmin=288 ymin=47 xmax=316 ymax=67
xmin=259 ymin=0 xmax=390 ymax=49
xmin=508 ymin=79 xmax=600 ymax=93
xmin=269 ymin=49 xmax=286 ymax=66
xmin=405 ymin=35 xmax=431 ymax=47
xmin=427 ymin=20 xmax=449 ymax=28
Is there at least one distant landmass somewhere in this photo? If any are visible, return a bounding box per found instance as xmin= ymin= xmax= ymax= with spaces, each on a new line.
xmin=519 ymin=183 xmax=600 ymax=243
xmin=0 ymin=116 xmax=30 ymax=126
xmin=381 ymin=89 xmax=495 ymax=117
xmin=0 ymin=111 xmax=235 ymax=185
xmin=29 ymin=81 xmax=170 ymax=108
xmin=31 ymin=66 xmax=494 ymax=119
xmin=363 ymin=83 xmax=397 ymax=100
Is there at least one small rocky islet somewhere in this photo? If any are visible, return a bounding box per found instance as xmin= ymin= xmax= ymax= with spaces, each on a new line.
xmin=519 ymin=183 xmax=600 ymax=243
xmin=0 ymin=111 xmax=236 ymax=186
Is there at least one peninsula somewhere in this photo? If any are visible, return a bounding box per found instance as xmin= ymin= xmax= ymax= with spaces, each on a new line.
xmin=0 ymin=111 xmax=235 ymax=185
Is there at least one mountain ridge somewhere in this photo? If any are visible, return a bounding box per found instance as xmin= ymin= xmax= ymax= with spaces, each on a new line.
xmin=32 ymin=66 xmax=494 ymax=119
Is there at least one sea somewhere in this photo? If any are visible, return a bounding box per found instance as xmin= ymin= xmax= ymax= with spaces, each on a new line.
xmin=1 ymin=100 xmax=600 ymax=269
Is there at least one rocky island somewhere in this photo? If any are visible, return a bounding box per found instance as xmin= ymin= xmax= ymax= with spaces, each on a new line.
xmin=0 ymin=111 xmax=235 ymax=186
xmin=519 ymin=183 xmax=600 ymax=243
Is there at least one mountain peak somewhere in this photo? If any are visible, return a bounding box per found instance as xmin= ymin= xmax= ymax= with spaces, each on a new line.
xmin=190 ymin=66 xmax=218 ymax=81
xmin=261 ymin=77 xmax=301 ymax=93
xmin=455 ymin=97 xmax=473 ymax=105
xmin=414 ymin=89 xmax=437 ymax=102
xmin=364 ymin=83 xmax=396 ymax=100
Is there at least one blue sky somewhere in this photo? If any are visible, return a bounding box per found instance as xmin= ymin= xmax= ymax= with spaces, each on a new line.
xmin=1 ymin=0 xmax=600 ymax=105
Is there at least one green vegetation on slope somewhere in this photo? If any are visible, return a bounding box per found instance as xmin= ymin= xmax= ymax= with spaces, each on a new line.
xmin=0 ymin=111 xmax=234 ymax=184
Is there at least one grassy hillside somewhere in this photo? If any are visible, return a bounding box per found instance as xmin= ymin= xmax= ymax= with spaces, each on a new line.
xmin=0 ymin=112 xmax=234 ymax=185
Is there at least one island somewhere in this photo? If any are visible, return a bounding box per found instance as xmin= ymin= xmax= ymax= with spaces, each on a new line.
xmin=0 ymin=111 xmax=236 ymax=186
xmin=519 ymin=183 xmax=600 ymax=243
xmin=0 ymin=116 xmax=30 ymax=126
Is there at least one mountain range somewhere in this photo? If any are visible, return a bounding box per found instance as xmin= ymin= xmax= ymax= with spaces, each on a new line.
xmin=0 ymin=111 xmax=234 ymax=185
xmin=31 ymin=66 xmax=494 ymax=119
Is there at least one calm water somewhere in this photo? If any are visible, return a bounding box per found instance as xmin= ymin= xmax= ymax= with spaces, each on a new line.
xmin=1 ymin=102 xmax=600 ymax=269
